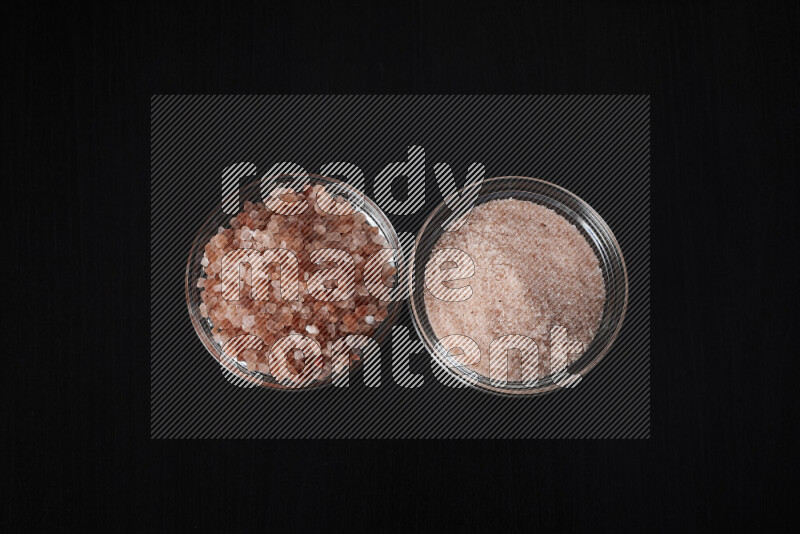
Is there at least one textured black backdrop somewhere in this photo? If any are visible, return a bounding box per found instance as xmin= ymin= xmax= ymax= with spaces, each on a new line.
xmin=6 ymin=1 xmax=797 ymax=532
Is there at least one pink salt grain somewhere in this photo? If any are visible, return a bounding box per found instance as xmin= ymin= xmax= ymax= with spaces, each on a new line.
xmin=424 ymin=199 xmax=606 ymax=382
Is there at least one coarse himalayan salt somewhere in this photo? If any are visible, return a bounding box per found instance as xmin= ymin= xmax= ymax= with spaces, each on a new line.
xmin=197 ymin=184 xmax=397 ymax=382
xmin=424 ymin=198 xmax=606 ymax=383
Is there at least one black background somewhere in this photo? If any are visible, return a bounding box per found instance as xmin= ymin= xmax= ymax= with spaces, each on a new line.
xmin=6 ymin=1 xmax=797 ymax=532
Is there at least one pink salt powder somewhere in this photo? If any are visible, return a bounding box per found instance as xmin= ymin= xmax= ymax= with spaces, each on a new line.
xmin=423 ymin=198 xmax=606 ymax=382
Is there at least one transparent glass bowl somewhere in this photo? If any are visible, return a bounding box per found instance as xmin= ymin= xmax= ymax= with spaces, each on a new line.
xmin=185 ymin=175 xmax=401 ymax=390
xmin=409 ymin=176 xmax=628 ymax=396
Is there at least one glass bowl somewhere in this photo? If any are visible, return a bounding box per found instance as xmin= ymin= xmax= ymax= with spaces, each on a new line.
xmin=185 ymin=174 xmax=401 ymax=391
xmin=409 ymin=176 xmax=628 ymax=396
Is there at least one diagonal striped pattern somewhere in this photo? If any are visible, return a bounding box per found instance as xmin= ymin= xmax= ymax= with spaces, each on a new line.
xmin=220 ymin=249 xmax=270 ymax=301
xmin=306 ymin=248 xmax=357 ymax=301
xmin=151 ymin=95 xmax=649 ymax=439
xmin=424 ymin=248 xmax=476 ymax=302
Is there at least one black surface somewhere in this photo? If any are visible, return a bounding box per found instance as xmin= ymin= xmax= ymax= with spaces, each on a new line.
xmin=6 ymin=1 xmax=797 ymax=531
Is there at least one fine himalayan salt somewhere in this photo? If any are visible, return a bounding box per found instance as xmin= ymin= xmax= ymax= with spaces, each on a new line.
xmin=424 ymin=198 xmax=605 ymax=383
xmin=197 ymin=184 xmax=395 ymax=380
